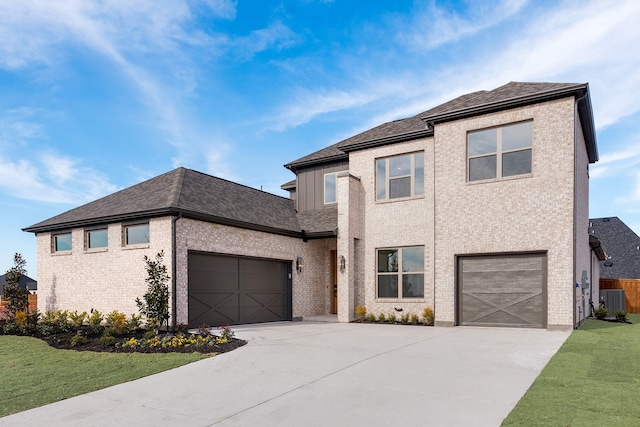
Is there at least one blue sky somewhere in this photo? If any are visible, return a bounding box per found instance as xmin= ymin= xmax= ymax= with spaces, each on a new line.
xmin=1 ymin=0 xmax=640 ymax=277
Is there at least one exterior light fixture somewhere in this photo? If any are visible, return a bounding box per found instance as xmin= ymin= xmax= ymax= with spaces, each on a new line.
xmin=339 ymin=255 xmax=346 ymax=273
xmin=296 ymin=256 xmax=304 ymax=273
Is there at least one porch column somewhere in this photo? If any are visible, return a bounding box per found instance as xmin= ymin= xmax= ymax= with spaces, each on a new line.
xmin=336 ymin=172 xmax=362 ymax=323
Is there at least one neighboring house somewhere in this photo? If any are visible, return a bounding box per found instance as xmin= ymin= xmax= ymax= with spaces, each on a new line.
xmin=589 ymin=217 xmax=640 ymax=279
xmin=24 ymin=81 xmax=599 ymax=331
xmin=0 ymin=274 xmax=37 ymax=295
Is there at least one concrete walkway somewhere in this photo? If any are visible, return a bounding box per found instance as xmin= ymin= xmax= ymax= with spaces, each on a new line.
xmin=0 ymin=322 xmax=569 ymax=427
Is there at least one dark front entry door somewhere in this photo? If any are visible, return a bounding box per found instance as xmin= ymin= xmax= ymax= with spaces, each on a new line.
xmin=188 ymin=252 xmax=292 ymax=326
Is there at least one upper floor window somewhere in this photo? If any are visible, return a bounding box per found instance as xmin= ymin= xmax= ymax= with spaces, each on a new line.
xmin=85 ymin=228 xmax=108 ymax=249
xmin=324 ymin=172 xmax=337 ymax=204
xmin=124 ymin=223 xmax=149 ymax=246
xmin=377 ymin=246 xmax=424 ymax=299
xmin=468 ymin=121 xmax=532 ymax=182
xmin=52 ymin=232 xmax=72 ymax=252
xmin=376 ymin=152 xmax=424 ymax=200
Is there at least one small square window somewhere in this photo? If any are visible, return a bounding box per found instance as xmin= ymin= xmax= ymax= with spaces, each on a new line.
xmin=86 ymin=228 xmax=108 ymax=249
xmin=376 ymin=152 xmax=424 ymax=201
xmin=124 ymin=223 xmax=149 ymax=245
xmin=468 ymin=121 xmax=532 ymax=182
xmin=53 ymin=233 xmax=72 ymax=252
xmin=377 ymin=246 xmax=424 ymax=299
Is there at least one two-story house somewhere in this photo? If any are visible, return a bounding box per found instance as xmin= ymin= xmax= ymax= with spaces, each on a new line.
xmin=24 ymin=81 xmax=599 ymax=331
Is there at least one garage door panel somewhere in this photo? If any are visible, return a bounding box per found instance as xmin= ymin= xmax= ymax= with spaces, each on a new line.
xmin=459 ymin=253 xmax=547 ymax=328
xmin=188 ymin=252 xmax=292 ymax=326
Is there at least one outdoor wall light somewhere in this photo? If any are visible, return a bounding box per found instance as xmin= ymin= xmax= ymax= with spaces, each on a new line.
xmin=296 ymin=256 xmax=304 ymax=273
xmin=339 ymin=255 xmax=346 ymax=273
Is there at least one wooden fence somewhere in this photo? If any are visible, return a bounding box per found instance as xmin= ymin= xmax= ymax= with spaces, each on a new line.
xmin=600 ymin=279 xmax=640 ymax=313
xmin=0 ymin=294 xmax=37 ymax=312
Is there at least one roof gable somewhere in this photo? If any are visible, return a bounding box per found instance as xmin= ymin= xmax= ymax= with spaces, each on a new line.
xmin=286 ymin=81 xmax=597 ymax=169
xmin=24 ymin=168 xmax=301 ymax=236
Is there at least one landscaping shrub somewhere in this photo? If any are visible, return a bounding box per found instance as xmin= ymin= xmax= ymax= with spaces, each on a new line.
xmin=88 ymin=310 xmax=104 ymax=334
xmin=616 ymin=310 xmax=628 ymax=322
xmin=365 ymin=313 xmax=376 ymax=322
xmin=136 ymin=251 xmax=170 ymax=332
xmin=99 ymin=335 xmax=117 ymax=347
xmin=377 ymin=313 xmax=386 ymax=322
xmin=594 ymin=307 xmax=609 ymax=320
xmin=400 ymin=313 xmax=410 ymax=323
xmin=69 ymin=311 xmax=87 ymax=328
xmin=2 ymin=253 xmax=29 ymax=316
xmin=127 ymin=314 xmax=143 ymax=332
xmin=410 ymin=313 xmax=420 ymax=324
xmin=422 ymin=307 xmax=434 ymax=325
xmin=355 ymin=306 xmax=367 ymax=320
xmin=105 ymin=310 xmax=127 ymax=335
xmin=388 ymin=313 xmax=397 ymax=323
xmin=70 ymin=334 xmax=87 ymax=347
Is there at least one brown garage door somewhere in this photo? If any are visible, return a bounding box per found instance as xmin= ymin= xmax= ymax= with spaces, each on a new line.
xmin=188 ymin=252 xmax=292 ymax=326
xmin=458 ymin=253 xmax=547 ymax=328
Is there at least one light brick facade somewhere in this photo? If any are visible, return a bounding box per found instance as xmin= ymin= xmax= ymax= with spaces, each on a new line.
xmin=36 ymin=217 xmax=173 ymax=317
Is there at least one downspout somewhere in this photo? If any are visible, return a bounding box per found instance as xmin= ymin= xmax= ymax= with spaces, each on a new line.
xmin=171 ymin=212 xmax=181 ymax=331
xmin=426 ymin=119 xmax=438 ymax=325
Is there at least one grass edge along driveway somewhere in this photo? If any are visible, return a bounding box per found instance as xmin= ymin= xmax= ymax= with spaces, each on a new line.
xmin=0 ymin=336 xmax=209 ymax=417
xmin=503 ymin=313 xmax=640 ymax=426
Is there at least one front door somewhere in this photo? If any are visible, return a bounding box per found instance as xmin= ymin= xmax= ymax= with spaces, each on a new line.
xmin=330 ymin=250 xmax=338 ymax=314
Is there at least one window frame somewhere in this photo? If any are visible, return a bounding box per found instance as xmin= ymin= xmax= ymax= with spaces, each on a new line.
xmin=85 ymin=227 xmax=108 ymax=251
xmin=376 ymin=151 xmax=424 ymax=201
xmin=52 ymin=231 xmax=72 ymax=253
xmin=122 ymin=222 xmax=150 ymax=247
xmin=376 ymin=246 xmax=425 ymax=300
xmin=324 ymin=172 xmax=337 ymax=205
xmin=467 ymin=120 xmax=533 ymax=182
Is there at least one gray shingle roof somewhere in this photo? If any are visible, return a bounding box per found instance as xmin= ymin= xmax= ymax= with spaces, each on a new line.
xmin=24 ymin=168 xmax=302 ymax=236
xmin=286 ymin=81 xmax=597 ymax=169
xmin=297 ymin=208 xmax=337 ymax=236
xmin=589 ymin=217 xmax=640 ymax=279
xmin=0 ymin=274 xmax=37 ymax=295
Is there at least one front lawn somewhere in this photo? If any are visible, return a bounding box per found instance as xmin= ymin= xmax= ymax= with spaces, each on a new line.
xmin=503 ymin=313 xmax=640 ymax=425
xmin=0 ymin=335 xmax=208 ymax=417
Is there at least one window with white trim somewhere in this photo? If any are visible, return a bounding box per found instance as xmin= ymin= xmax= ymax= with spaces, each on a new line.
xmin=376 ymin=152 xmax=424 ymax=200
xmin=468 ymin=121 xmax=532 ymax=182
xmin=324 ymin=172 xmax=337 ymax=204
xmin=377 ymin=246 xmax=424 ymax=298
xmin=52 ymin=232 xmax=72 ymax=252
xmin=124 ymin=223 xmax=149 ymax=245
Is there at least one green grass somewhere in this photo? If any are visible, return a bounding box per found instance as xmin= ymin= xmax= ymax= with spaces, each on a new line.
xmin=503 ymin=313 xmax=640 ymax=426
xmin=0 ymin=336 xmax=209 ymax=417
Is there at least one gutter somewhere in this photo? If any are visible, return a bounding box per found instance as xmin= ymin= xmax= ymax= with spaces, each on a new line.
xmin=171 ymin=212 xmax=181 ymax=330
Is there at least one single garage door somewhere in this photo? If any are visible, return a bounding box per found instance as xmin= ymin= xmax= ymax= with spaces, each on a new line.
xmin=188 ymin=252 xmax=292 ymax=326
xmin=458 ymin=253 xmax=547 ymax=328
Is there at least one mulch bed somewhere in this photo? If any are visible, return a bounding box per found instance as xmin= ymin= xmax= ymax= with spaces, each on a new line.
xmin=4 ymin=328 xmax=246 ymax=354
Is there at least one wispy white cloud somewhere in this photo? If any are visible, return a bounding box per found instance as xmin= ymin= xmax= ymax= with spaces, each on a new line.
xmin=230 ymin=21 xmax=302 ymax=61
xmin=0 ymin=152 xmax=118 ymax=204
xmin=397 ymin=0 xmax=527 ymax=50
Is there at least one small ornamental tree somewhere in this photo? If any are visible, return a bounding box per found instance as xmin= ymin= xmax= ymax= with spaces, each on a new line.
xmin=3 ymin=253 xmax=29 ymax=316
xmin=136 ymin=251 xmax=170 ymax=332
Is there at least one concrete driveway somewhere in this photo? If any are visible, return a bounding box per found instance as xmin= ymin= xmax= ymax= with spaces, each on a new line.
xmin=0 ymin=322 xmax=569 ymax=427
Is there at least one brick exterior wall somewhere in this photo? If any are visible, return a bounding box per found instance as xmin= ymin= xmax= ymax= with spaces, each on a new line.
xmin=433 ymin=97 xmax=578 ymax=329
xmin=36 ymin=217 xmax=173 ymax=317
xmin=336 ymin=96 xmax=587 ymax=330
xmin=343 ymin=138 xmax=435 ymax=320
xmin=175 ymin=218 xmax=334 ymax=325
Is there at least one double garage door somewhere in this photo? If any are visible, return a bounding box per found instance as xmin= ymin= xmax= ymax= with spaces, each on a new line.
xmin=458 ymin=253 xmax=547 ymax=328
xmin=188 ymin=252 xmax=292 ymax=326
